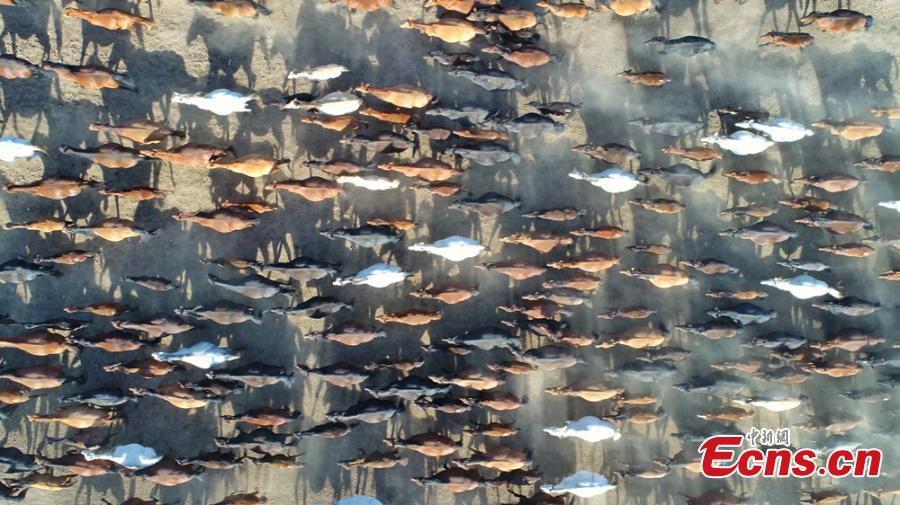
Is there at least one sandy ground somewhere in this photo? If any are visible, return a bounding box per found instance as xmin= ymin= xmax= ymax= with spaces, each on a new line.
xmin=0 ymin=0 xmax=898 ymax=503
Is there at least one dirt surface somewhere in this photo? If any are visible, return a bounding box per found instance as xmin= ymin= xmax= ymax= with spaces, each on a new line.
xmin=0 ymin=0 xmax=897 ymax=504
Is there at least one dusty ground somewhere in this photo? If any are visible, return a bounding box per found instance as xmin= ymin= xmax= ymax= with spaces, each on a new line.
xmin=0 ymin=0 xmax=898 ymax=504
